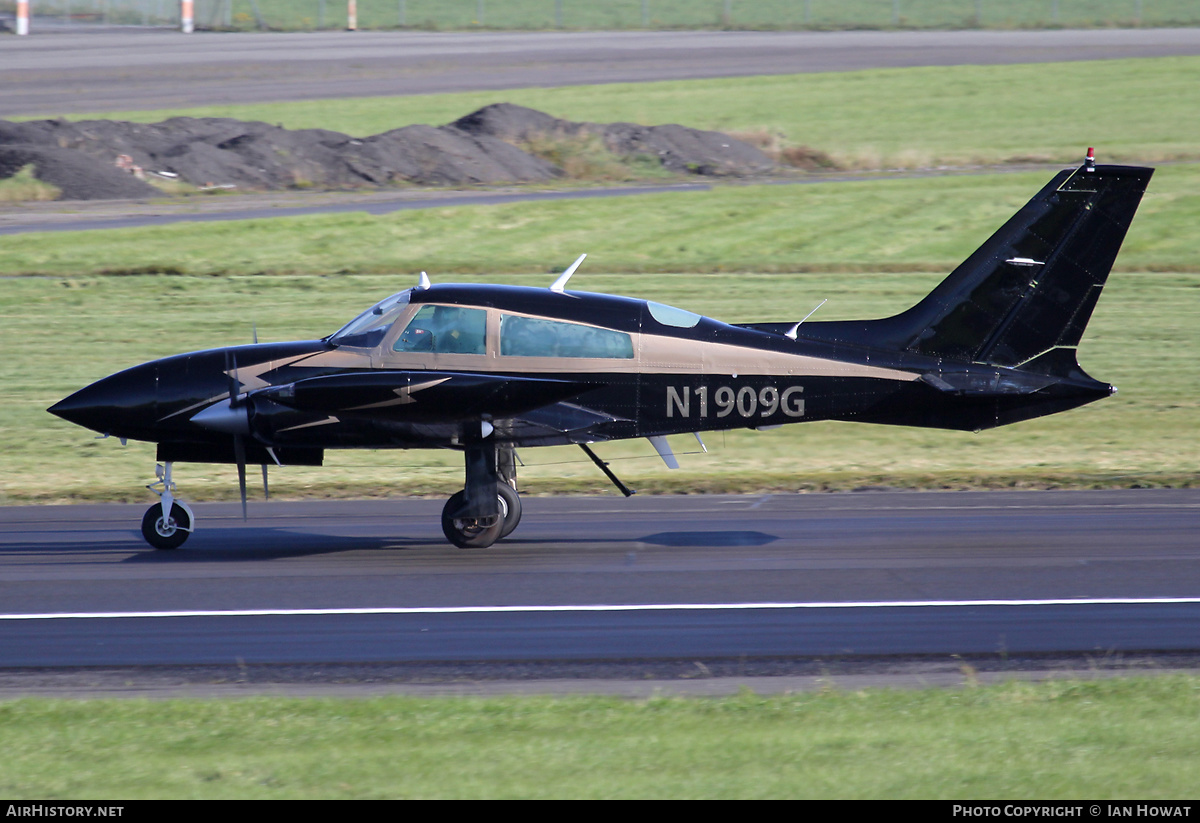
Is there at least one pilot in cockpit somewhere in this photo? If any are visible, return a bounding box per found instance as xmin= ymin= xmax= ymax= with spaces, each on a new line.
xmin=430 ymin=305 xmax=484 ymax=354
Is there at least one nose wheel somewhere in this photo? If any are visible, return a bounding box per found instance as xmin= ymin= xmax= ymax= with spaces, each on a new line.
xmin=141 ymin=502 xmax=192 ymax=550
xmin=141 ymin=462 xmax=195 ymax=550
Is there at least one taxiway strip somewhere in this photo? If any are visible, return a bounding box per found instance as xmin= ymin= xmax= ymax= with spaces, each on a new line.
xmin=5 ymin=29 xmax=1200 ymax=115
xmin=4 ymin=601 xmax=1200 ymax=668
xmin=0 ymin=183 xmax=712 ymax=236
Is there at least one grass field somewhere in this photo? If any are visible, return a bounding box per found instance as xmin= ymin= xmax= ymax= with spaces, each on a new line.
xmin=21 ymin=0 xmax=1200 ymax=31
xmin=294 ymin=0 xmax=1200 ymax=31
xmin=2 ymin=676 xmax=1198 ymax=798
xmin=5 ymin=164 xmax=1200 ymax=277
xmin=0 ymin=165 xmax=59 ymax=203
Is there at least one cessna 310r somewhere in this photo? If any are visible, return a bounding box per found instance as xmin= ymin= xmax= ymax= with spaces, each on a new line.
xmin=50 ymin=153 xmax=1151 ymax=550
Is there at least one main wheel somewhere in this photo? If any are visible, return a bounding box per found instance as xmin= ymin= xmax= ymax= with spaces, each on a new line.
xmin=441 ymin=489 xmax=506 ymax=549
xmin=497 ymin=482 xmax=522 ymax=540
xmin=141 ymin=502 xmax=191 ymax=550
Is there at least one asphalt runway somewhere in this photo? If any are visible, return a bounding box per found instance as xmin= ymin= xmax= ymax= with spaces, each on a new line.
xmin=0 ymin=182 xmax=715 ymax=235
xmin=2 ymin=490 xmax=1197 ymax=687
xmin=5 ymin=28 xmax=1200 ymax=116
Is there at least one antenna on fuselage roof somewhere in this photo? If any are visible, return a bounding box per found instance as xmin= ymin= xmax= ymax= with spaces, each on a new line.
xmin=785 ymin=299 xmax=827 ymax=340
xmin=550 ymin=254 xmax=587 ymax=293
xmin=417 ymin=271 xmax=431 ymax=290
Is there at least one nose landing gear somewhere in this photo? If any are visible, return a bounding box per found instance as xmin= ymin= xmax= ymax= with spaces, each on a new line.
xmin=141 ymin=462 xmax=195 ymax=550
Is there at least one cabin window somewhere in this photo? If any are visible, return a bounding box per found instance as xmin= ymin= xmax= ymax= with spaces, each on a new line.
xmin=393 ymin=305 xmax=487 ymax=355
xmin=500 ymin=314 xmax=634 ymax=359
xmin=646 ymin=301 xmax=702 ymax=329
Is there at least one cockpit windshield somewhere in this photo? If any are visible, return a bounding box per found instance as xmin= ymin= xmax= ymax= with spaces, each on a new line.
xmin=328 ymin=289 xmax=413 ymax=348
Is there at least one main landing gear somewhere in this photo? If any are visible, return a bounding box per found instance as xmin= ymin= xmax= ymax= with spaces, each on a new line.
xmin=137 ymin=436 xmax=526 ymax=551
xmin=141 ymin=462 xmax=195 ymax=550
xmin=440 ymin=434 xmax=522 ymax=549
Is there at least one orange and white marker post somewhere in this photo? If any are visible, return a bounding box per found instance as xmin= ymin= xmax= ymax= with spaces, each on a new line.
xmin=348 ymin=0 xmax=358 ymax=30
xmin=16 ymin=0 xmax=29 ymax=36
xmin=181 ymin=0 xmax=194 ymax=33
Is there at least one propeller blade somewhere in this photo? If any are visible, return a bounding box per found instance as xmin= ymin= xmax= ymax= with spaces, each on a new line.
xmin=233 ymin=433 xmax=248 ymax=521
xmin=261 ymin=464 xmax=269 ymax=501
xmin=225 ymin=349 xmax=249 ymax=519
xmin=225 ymin=351 xmax=241 ymax=406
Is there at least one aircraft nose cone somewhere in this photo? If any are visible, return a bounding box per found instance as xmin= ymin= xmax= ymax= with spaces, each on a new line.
xmin=48 ymin=388 xmax=107 ymax=430
xmin=48 ymin=363 xmax=159 ymax=436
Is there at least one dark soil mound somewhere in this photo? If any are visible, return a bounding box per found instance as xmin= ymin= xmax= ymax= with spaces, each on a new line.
xmin=451 ymin=104 xmax=570 ymax=143
xmin=361 ymin=124 xmax=563 ymax=186
xmin=0 ymin=144 xmax=160 ymax=200
xmin=0 ymin=104 xmax=778 ymax=201
xmin=0 ymin=116 xmax=563 ymax=191
xmin=452 ymin=103 xmax=777 ymax=177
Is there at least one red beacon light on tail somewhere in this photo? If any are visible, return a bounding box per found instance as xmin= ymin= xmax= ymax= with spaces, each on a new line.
xmin=1086 ymin=147 xmax=1096 ymax=172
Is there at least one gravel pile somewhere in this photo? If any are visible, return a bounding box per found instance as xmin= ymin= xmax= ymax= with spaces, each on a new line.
xmin=0 ymin=143 xmax=161 ymax=200
xmin=0 ymin=104 xmax=777 ymax=201
xmin=453 ymin=103 xmax=778 ymax=177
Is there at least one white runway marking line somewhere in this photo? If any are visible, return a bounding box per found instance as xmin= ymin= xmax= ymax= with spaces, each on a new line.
xmin=3 ymin=597 xmax=1200 ymax=621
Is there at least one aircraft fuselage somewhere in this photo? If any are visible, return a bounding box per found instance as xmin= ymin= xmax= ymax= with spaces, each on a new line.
xmin=50 ymin=284 xmax=1111 ymax=463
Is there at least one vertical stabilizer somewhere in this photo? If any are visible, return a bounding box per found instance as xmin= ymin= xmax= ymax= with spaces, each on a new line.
xmin=801 ymin=162 xmax=1153 ymax=378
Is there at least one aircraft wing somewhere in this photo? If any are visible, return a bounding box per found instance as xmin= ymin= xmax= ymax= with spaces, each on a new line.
xmin=495 ymin=402 xmax=629 ymax=447
xmin=258 ymin=370 xmax=597 ymax=424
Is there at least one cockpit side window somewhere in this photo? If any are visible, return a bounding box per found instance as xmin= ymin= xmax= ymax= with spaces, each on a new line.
xmin=500 ymin=314 xmax=634 ymax=359
xmin=393 ymin=305 xmax=487 ymax=355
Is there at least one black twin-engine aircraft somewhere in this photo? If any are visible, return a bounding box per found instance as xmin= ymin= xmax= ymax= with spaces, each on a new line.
xmin=51 ymin=155 xmax=1152 ymax=550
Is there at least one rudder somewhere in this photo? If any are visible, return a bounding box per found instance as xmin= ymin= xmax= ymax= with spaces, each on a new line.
xmin=799 ymin=161 xmax=1153 ymax=378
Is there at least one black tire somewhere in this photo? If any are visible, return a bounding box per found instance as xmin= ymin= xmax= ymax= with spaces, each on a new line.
xmin=441 ymin=490 xmax=504 ymax=549
xmin=497 ymin=482 xmax=522 ymax=540
xmin=141 ymin=502 xmax=191 ymax=550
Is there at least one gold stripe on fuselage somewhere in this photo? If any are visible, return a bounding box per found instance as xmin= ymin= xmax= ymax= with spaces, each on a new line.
xmin=298 ymin=323 xmax=917 ymax=384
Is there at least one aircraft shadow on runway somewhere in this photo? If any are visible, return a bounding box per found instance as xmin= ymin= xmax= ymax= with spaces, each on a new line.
xmin=91 ymin=527 xmax=783 ymax=561
xmin=112 ymin=528 xmax=457 ymax=562
xmin=637 ymin=531 xmax=777 ymax=547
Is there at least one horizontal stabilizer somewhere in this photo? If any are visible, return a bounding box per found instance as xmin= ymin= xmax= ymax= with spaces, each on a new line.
xmin=919 ymin=368 xmax=1058 ymax=396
